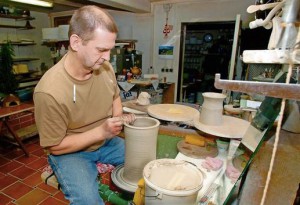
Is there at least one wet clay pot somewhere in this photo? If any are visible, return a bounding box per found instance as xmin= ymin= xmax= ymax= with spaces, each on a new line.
xmin=123 ymin=117 xmax=160 ymax=185
xmin=199 ymin=92 xmax=226 ymax=126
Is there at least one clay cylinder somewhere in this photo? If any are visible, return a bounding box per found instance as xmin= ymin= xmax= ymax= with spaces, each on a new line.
xmin=123 ymin=117 xmax=160 ymax=185
xmin=199 ymin=92 xmax=226 ymax=126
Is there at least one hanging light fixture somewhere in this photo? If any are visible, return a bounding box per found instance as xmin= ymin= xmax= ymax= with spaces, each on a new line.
xmin=9 ymin=0 xmax=53 ymax=8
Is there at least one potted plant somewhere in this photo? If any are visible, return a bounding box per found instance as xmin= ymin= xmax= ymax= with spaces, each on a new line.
xmin=0 ymin=41 xmax=19 ymax=105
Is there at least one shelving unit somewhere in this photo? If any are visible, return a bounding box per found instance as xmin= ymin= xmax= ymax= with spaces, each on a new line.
xmin=12 ymin=57 xmax=40 ymax=62
xmin=0 ymin=14 xmax=35 ymax=20
xmin=0 ymin=13 xmax=40 ymax=93
xmin=0 ymin=42 xmax=35 ymax=46
xmin=0 ymin=14 xmax=35 ymax=29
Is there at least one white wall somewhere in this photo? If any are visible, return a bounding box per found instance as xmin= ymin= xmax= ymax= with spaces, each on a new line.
xmin=109 ymin=10 xmax=154 ymax=75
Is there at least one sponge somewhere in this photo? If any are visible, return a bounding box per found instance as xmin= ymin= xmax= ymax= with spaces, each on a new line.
xmin=185 ymin=134 xmax=206 ymax=147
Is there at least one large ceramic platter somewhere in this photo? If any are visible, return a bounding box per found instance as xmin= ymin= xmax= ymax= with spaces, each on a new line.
xmin=147 ymin=104 xmax=199 ymax=122
xmin=194 ymin=115 xmax=250 ymax=139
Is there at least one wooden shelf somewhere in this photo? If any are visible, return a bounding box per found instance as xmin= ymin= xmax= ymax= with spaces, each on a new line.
xmin=12 ymin=57 xmax=39 ymax=62
xmin=0 ymin=24 xmax=35 ymax=29
xmin=0 ymin=14 xmax=35 ymax=21
xmin=0 ymin=42 xmax=35 ymax=46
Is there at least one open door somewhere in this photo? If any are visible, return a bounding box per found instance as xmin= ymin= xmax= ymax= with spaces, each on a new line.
xmin=177 ymin=15 xmax=242 ymax=104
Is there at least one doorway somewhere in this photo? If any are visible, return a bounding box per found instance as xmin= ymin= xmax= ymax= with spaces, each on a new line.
xmin=177 ymin=21 xmax=236 ymax=103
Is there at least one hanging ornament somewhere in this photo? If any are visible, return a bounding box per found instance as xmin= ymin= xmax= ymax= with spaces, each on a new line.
xmin=163 ymin=4 xmax=173 ymax=39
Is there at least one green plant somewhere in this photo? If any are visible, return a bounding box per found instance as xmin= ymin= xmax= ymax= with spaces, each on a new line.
xmin=0 ymin=42 xmax=18 ymax=95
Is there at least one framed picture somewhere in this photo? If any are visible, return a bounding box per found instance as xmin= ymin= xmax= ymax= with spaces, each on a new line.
xmin=158 ymin=45 xmax=174 ymax=59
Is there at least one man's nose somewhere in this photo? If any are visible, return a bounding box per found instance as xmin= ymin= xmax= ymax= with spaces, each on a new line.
xmin=102 ymin=51 xmax=111 ymax=62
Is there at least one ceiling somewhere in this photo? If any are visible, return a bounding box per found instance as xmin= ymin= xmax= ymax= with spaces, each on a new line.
xmin=0 ymin=0 xmax=154 ymax=14
xmin=0 ymin=0 xmax=202 ymax=14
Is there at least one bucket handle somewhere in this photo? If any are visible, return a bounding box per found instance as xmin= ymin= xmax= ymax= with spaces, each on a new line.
xmin=142 ymin=191 xmax=163 ymax=200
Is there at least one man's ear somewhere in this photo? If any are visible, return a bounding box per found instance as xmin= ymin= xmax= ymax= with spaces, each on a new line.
xmin=69 ymin=34 xmax=81 ymax=51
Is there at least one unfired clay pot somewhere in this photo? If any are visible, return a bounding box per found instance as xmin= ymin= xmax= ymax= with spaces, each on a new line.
xmin=123 ymin=116 xmax=160 ymax=185
xmin=199 ymin=92 xmax=226 ymax=126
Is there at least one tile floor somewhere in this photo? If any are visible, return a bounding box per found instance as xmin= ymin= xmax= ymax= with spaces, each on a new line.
xmin=0 ymin=136 xmax=70 ymax=205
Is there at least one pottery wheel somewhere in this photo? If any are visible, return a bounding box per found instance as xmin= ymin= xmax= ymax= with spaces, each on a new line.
xmin=111 ymin=164 xmax=137 ymax=193
xmin=194 ymin=115 xmax=250 ymax=139
xmin=177 ymin=140 xmax=218 ymax=159
xmin=147 ymin=104 xmax=199 ymax=122
xmin=122 ymin=100 xmax=149 ymax=113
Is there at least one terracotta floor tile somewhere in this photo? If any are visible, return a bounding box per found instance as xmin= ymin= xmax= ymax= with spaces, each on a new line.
xmin=0 ymin=175 xmax=18 ymax=190
xmin=0 ymin=160 xmax=23 ymax=174
xmin=39 ymin=196 xmax=68 ymax=205
xmin=15 ymin=188 xmax=49 ymax=205
xmin=0 ymin=156 xmax=10 ymax=166
xmin=4 ymin=149 xmax=25 ymax=160
xmin=2 ymin=181 xmax=32 ymax=200
xmin=37 ymin=183 xmax=60 ymax=195
xmin=0 ymin=172 xmax=5 ymax=178
xmin=53 ymin=191 xmax=69 ymax=204
xmin=24 ymin=143 xmax=41 ymax=153
xmin=26 ymin=158 xmax=48 ymax=170
xmin=15 ymin=155 xmax=39 ymax=165
xmin=0 ymin=192 xmax=13 ymax=204
xmin=22 ymin=171 xmax=43 ymax=188
xmin=9 ymin=166 xmax=36 ymax=180
xmin=31 ymin=148 xmax=46 ymax=158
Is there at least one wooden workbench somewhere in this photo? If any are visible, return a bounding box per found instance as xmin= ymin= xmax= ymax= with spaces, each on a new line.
xmin=239 ymin=129 xmax=300 ymax=205
xmin=0 ymin=103 xmax=35 ymax=156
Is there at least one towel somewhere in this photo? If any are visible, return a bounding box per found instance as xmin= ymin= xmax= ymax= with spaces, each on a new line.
xmin=201 ymin=157 xmax=223 ymax=171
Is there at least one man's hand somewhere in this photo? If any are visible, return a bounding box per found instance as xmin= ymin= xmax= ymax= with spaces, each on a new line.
xmin=120 ymin=113 xmax=136 ymax=125
xmin=101 ymin=113 xmax=136 ymax=139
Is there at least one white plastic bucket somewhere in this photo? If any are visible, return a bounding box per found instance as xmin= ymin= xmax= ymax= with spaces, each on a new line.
xmin=143 ymin=159 xmax=203 ymax=205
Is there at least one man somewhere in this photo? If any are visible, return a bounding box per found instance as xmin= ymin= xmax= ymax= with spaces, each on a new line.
xmin=34 ymin=5 xmax=135 ymax=204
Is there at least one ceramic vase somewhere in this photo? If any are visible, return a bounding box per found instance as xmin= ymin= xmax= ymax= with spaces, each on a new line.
xmin=123 ymin=116 xmax=160 ymax=185
xmin=199 ymin=92 xmax=226 ymax=126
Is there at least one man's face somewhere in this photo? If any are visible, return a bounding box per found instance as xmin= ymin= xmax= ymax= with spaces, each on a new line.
xmin=78 ymin=28 xmax=116 ymax=71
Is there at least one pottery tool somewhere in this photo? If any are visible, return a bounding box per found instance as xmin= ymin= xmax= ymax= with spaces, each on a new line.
xmin=198 ymin=168 xmax=224 ymax=205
